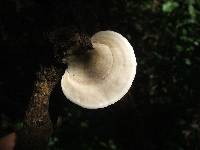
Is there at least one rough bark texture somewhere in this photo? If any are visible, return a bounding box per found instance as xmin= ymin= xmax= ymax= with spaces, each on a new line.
xmin=15 ymin=66 xmax=63 ymax=150
xmin=15 ymin=29 xmax=92 ymax=150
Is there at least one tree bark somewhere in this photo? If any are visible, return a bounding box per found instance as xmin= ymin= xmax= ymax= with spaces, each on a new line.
xmin=15 ymin=28 xmax=92 ymax=150
xmin=15 ymin=66 xmax=63 ymax=150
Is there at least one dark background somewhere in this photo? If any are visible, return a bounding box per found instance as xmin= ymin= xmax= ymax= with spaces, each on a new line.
xmin=0 ymin=0 xmax=200 ymax=149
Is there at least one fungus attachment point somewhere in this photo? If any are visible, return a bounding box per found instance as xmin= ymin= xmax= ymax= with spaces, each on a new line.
xmin=61 ymin=31 xmax=137 ymax=109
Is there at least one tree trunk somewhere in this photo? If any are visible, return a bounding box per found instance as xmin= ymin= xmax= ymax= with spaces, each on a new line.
xmin=15 ymin=28 xmax=92 ymax=150
xmin=15 ymin=66 xmax=63 ymax=150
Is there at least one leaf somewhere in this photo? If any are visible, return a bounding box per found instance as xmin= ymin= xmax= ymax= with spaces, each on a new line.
xmin=162 ymin=1 xmax=179 ymax=13
xmin=188 ymin=4 xmax=196 ymax=19
xmin=185 ymin=58 xmax=192 ymax=66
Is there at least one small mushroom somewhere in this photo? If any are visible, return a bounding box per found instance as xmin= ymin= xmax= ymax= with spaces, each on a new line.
xmin=61 ymin=31 xmax=137 ymax=109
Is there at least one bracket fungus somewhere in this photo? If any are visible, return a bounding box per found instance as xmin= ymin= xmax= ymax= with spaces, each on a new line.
xmin=61 ymin=31 xmax=137 ymax=109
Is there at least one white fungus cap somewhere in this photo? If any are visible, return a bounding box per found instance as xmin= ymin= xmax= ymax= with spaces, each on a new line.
xmin=61 ymin=31 xmax=137 ymax=109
